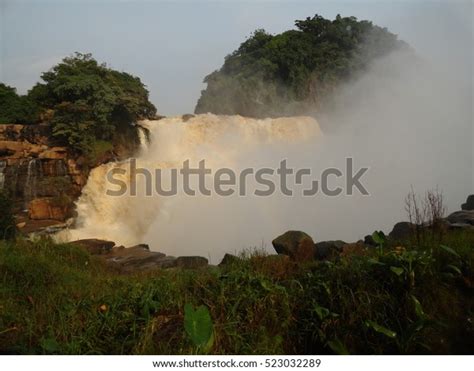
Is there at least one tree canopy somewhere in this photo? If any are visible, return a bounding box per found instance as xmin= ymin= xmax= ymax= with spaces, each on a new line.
xmin=195 ymin=14 xmax=409 ymax=117
xmin=1 ymin=53 xmax=156 ymax=160
xmin=28 ymin=53 xmax=157 ymax=157
xmin=0 ymin=84 xmax=38 ymax=124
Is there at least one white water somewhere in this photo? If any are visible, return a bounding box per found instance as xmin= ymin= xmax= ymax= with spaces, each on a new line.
xmin=57 ymin=114 xmax=325 ymax=261
xmin=56 ymin=49 xmax=472 ymax=263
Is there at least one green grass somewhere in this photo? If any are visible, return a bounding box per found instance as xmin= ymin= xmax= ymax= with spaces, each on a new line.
xmin=0 ymin=230 xmax=473 ymax=355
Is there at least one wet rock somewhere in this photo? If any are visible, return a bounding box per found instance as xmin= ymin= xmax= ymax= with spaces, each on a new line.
xmin=272 ymin=231 xmax=315 ymax=262
xmin=176 ymin=256 xmax=208 ymax=269
xmin=461 ymin=195 xmax=474 ymax=211
xmin=181 ymin=114 xmax=195 ymax=122
xmin=28 ymin=197 xmax=69 ymax=221
xmin=314 ymin=240 xmax=346 ymax=260
xmin=389 ymin=222 xmax=416 ymax=241
xmin=69 ymin=239 xmax=115 ymax=255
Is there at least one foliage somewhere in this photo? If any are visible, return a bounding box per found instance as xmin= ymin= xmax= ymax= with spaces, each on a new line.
xmin=0 ymin=191 xmax=16 ymax=240
xmin=195 ymin=14 xmax=409 ymax=117
xmin=27 ymin=53 xmax=156 ymax=156
xmin=0 ymin=84 xmax=39 ymax=124
xmin=183 ymin=304 xmax=214 ymax=352
xmin=0 ymin=228 xmax=472 ymax=355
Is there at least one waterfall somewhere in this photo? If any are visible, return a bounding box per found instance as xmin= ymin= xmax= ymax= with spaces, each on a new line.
xmin=57 ymin=114 xmax=322 ymax=261
xmin=24 ymin=159 xmax=43 ymax=203
xmin=0 ymin=160 xmax=6 ymax=191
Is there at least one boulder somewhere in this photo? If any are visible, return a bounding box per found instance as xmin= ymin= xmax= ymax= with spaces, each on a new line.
xmin=176 ymin=256 xmax=208 ymax=269
xmin=446 ymin=210 xmax=474 ymax=226
xmin=389 ymin=222 xmax=416 ymax=241
xmin=341 ymin=242 xmax=368 ymax=257
xmin=364 ymin=234 xmax=377 ymax=246
xmin=272 ymin=231 xmax=315 ymax=262
xmin=314 ymin=240 xmax=346 ymax=260
xmin=68 ymin=239 xmax=115 ymax=255
xmin=28 ymin=197 xmax=69 ymax=221
xmin=38 ymin=147 xmax=68 ymax=160
xmin=218 ymin=253 xmax=241 ymax=266
xmin=461 ymin=195 xmax=474 ymax=211
xmin=181 ymin=114 xmax=195 ymax=122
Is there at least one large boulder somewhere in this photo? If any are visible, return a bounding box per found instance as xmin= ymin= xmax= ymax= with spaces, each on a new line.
xmin=68 ymin=239 xmax=115 ymax=255
xmin=176 ymin=256 xmax=208 ymax=269
xmin=446 ymin=210 xmax=474 ymax=226
xmin=461 ymin=195 xmax=474 ymax=211
xmin=314 ymin=240 xmax=346 ymax=260
xmin=389 ymin=222 xmax=416 ymax=241
xmin=272 ymin=231 xmax=315 ymax=262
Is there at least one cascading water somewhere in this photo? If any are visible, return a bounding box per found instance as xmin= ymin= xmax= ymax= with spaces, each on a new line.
xmin=24 ymin=159 xmax=43 ymax=204
xmin=57 ymin=114 xmax=323 ymax=261
xmin=0 ymin=160 xmax=6 ymax=190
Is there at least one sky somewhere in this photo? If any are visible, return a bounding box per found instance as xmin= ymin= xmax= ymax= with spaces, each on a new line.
xmin=0 ymin=0 xmax=472 ymax=115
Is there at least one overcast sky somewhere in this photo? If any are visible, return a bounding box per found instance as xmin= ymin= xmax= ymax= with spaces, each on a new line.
xmin=0 ymin=0 xmax=472 ymax=115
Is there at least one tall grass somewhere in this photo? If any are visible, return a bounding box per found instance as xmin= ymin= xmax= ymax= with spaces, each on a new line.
xmin=0 ymin=231 xmax=473 ymax=355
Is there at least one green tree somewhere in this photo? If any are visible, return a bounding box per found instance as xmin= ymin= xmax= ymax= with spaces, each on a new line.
xmin=195 ymin=14 xmax=410 ymax=117
xmin=0 ymin=83 xmax=39 ymax=124
xmin=0 ymin=191 xmax=16 ymax=240
xmin=28 ymin=53 xmax=157 ymax=157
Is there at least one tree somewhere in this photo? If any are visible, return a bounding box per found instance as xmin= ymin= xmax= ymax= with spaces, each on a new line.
xmin=0 ymin=191 xmax=16 ymax=240
xmin=195 ymin=14 xmax=410 ymax=117
xmin=0 ymin=83 xmax=39 ymax=124
xmin=28 ymin=53 xmax=157 ymax=157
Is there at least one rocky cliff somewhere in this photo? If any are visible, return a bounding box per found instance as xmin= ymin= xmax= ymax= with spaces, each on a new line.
xmin=0 ymin=123 xmax=90 ymax=233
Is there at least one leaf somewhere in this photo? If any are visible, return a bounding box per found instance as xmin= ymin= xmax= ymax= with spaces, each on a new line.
xmin=367 ymin=258 xmax=385 ymax=266
xmin=390 ymin=266 xmax=404 ymax=276
xmin=327 ymin=338 xmax=350 ymax=355
xmin=440 ymin=245 xmax=460 ymax=258
xmin=411 ymin=295 xmax=426 ymax=319
xmin=184 ymin=304 xmax=214 ymax=350
xmin=314 ymin=304 xmax=330 ymax=321
xmin=446 ymin=264 xmax=462 ymax=275
xmin=40 ymin=337 xmax=60 ymax=353
xmin=365 ymin=320 xmax=397 ymax=338
xmin=372 ymin=231 xmax=386 ymax=245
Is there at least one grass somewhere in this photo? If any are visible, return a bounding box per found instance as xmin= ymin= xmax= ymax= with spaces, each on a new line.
xmin=0 ymin=229 xmax=473 ymax=355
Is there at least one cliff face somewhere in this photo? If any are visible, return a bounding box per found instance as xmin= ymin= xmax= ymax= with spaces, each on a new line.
xmin=0 ymin=124 xmax=89 ymax=232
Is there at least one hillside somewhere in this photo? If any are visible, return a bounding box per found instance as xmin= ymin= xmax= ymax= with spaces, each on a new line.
xmin=195 ymin=14 xmax=409 ymax=118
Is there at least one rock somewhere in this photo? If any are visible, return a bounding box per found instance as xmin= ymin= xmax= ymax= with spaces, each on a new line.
xmin=314 ymin=240 xmax=346 ymax=260
xmin=176 ymin=256 xmax=208 ymax=269
xmin=364 ymin=234 xmax=377 ymax=246
xmin=341 ymin=242 xmax=367 ymax=257
xmin=181 ymin=114 xmax=195 ymax=122
xmin=218 ymin=253 xmax=240 ymax=266
xmin=272 ymin=231 xmax=315 ymax=262
xmin=16 ymin=222 xmax=26 ymax=229
xmin=28 ymin=197 xmax=69 ymax=221
xmin=389 ymin=222 xmax=416 ymax=241
xmin=446 ymin=210 xmax=474 ymax=226
xmin=461 ymin=195 xmax=474 ymax=211
xmin=68 ymin=239 xmax=115 ymax=255
xmin=38 ymin=147 xmax=68 ymax=160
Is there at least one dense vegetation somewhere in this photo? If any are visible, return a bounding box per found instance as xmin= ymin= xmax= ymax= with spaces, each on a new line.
xmin=0 ymin=228 xmax=472 ymax=355
xmin=0 ymin=191 xmax=16 ymax=240
xmin=1 ymin=53 xmax=157 ymax=160
xmin=195 ymin=14 xmax=409 ymax=117
xmin=0 ymin=84 xmax=38 ymax=124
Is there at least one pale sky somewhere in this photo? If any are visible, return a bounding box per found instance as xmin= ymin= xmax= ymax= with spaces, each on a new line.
xmin=0 ymin=0 xmax=472 ymax=115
